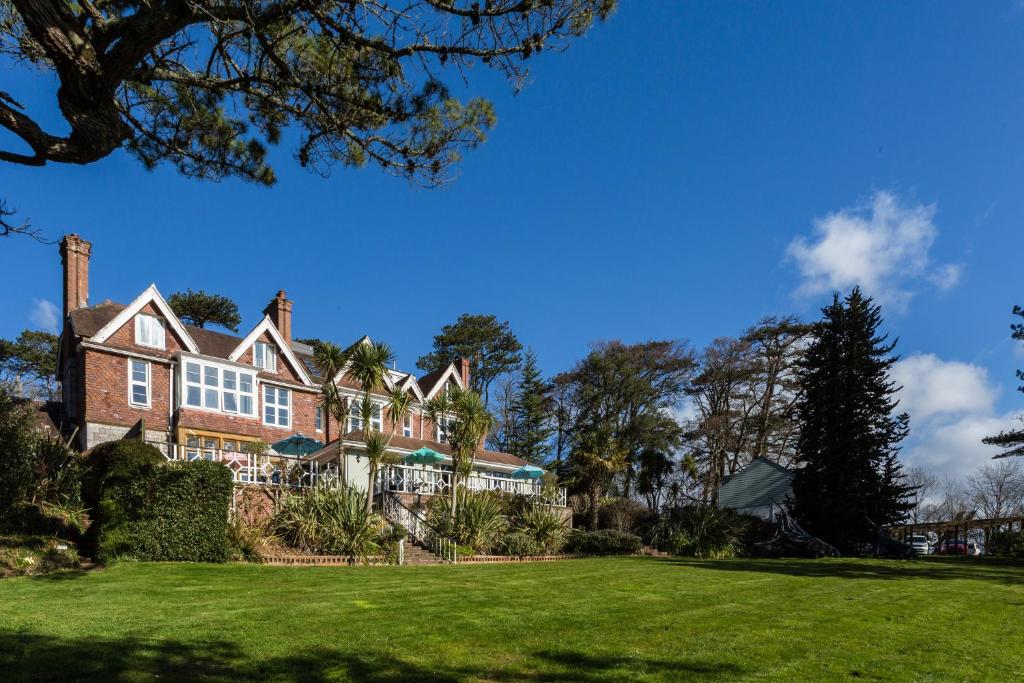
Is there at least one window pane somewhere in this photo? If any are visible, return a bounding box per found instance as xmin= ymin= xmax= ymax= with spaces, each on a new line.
xmin=241 ymin=395 xmax=253 ymax=415
xmin=204 ymin=366 xmax=218 ymax=386
xmin=131 ymin=360 xmax=147 ymax=382
xmin=240 ymin=374 xmax=253 ymax=393
xmin=278 ymin=408 xmax=289 ymax=426
xmin=279 ymin=388 xmax=289 ymax=404
xmin=264 ymin=406 xmax=274 ymax=423
xmin=186 ymin=386 xmax=201 ymax=407
xmin=132 ymin=384 xmax=147 ymax=404
xmin=186 ymin=363 xmax=200 ymax=383
xmin=205 ymin=388 xmax=219 ymax=409
xmin=223 ymin=392 xmax=237 ymax=413
xmin=186 ymin=435 xmax=200 ymax=447
xmin=223 ymin=370 xmax=237 ymax=390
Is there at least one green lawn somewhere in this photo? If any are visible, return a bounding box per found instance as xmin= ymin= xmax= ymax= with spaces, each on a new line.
xmin=1 ymin=557 xmax=1022 ymax=682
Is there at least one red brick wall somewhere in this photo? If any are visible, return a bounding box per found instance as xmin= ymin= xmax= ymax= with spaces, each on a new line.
xmin=82 ymin=348 xmax=172 ymax=431
xmin=104 ymin=302 xmax=188 ymax=359
xmin=237 ymin=330 xmax=305 ymax=385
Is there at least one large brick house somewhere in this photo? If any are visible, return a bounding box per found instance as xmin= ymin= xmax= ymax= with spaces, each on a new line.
xmin=54 ymin=234 xmax=566 ymax=506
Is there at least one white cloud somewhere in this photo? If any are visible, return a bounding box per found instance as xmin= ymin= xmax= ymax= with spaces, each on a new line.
xmin=895 ymin=353 xmax=1017 ymax=481
xmin=29 ymin=299 xmax=59 ymax=334
xmin=786 ymin=191 xmax=961 ymax=311
xmin=892 ymin=354 xmax=995 ymax=422
xmin=903 ymin=412 xmax=1021 ymax=482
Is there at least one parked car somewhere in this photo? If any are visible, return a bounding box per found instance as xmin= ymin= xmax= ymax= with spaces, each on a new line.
xmin=906 ymin=534 xmax=932 ymax=555
xmin=937 ymin=539 xmax=966 ymax=555
xmin=967 ymin=540 xmax=984 ymax=556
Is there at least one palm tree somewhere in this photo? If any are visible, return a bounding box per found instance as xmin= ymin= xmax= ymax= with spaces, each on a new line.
xmin=313 ymin=341 xmax=348 ymax=445
xmin=361 ymin=430 xmax=392 ymax=515
xmin=346 ymin=341 xmax=395 ymax=511
xmin=386 ymin=385 xmax=414 ymax=438
xmin=427 ymin=385 xmax=493 ymax=521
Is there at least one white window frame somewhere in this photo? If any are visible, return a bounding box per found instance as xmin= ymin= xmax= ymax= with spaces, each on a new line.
xmin=436 ymin=416 xmax=454 ymax=444
xmin=254 ymin=341 xmax=277 ymax=372
xmin=347 ymin=398 xmax=383 ymax=433
xmin=315 ymin=405 xmax=324 ymax=433
xmin=263 ymin=385 xmax=291 ymax=428
xmin=181 ymin=359 xmax=257 ymax=417
xmin=134 ymin=314 xmax=166 ymax=350
xmin=128 ymin=359 xmax=151 ymax=408
xmin=403 ymin=413 xmax=413 ymax=438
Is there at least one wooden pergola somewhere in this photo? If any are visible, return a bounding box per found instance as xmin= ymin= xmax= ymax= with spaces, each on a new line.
xmin=887 ymin=516 xmax=1024 ymax=548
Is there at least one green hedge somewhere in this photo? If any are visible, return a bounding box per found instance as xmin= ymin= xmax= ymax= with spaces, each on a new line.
xmin=89 ymin=441 xmax=232 ymax=563
xmin=564 ymin=529 xmax=642 ymax=556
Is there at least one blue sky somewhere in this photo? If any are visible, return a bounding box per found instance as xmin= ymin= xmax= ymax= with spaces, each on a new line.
xmin=1 ymin=2 xmax=1022 ymax=478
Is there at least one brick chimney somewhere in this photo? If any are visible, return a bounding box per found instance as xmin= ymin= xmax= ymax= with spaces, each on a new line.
xmin=457 ymin=357 xmax=471 ymax=388
xmin=263 ymin=290 xmax=293 ymax=343
xmin=60 ymin=234 xmax=92 ymax=323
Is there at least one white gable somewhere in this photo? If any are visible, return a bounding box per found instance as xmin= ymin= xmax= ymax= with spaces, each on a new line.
xmin=90 ymin=284 xmax=200 ymax=353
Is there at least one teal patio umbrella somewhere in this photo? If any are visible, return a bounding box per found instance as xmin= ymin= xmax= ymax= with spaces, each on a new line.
xmin=510 ymin=464 xmax=545 ymax=480
xmin=272 ymin=434 xmax=325 ymax=457
xmin=403 ymin=447 xmax=445 ymax=466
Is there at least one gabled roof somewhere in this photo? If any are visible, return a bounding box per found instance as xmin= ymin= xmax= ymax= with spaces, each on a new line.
xmin=308 ymin=431 xmax=528 ymax=469
xmin=89 ymin=284 xmax=200 ymax=353
xmin=418 ymin=362 xmax=465 ymax=400
xmin=718 ymin=458 xmax=794 ymax=512
xmin=228 ymin=316 xmax=314 ymax=386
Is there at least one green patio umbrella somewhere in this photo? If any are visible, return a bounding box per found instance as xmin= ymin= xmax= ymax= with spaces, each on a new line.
xmin=403 ymin=447 xmax=445 ymax=465
xmin=510 ymin=464 xmax=545 ymax=480
xmin=272 ymin=434 xmax=325 ymax=457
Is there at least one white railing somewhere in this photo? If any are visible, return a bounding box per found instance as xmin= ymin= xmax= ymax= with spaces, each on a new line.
xmin=377 ymin=464 xmax=567 ymax=507
xmin=381 ymin=492 xmax=457 ymax=563
xmin=150 ymin=442 xmax=335 ymax=488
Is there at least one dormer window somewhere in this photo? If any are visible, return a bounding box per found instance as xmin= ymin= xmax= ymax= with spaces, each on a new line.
xmin=254 ymin=341 xmax=277 ymax=372
xmin=135 ymin=314 xmax=165 ymax=349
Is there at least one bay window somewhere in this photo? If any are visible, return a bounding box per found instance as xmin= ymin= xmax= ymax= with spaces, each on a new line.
xmin=182 ymin=360 xmax=256 ymax=417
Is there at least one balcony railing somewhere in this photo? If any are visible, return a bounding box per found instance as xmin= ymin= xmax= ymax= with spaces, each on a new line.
xmin=152 ymin=442 xmax=336 ymax=488
xmin=377 ymin=464 xmax=567 ymax=507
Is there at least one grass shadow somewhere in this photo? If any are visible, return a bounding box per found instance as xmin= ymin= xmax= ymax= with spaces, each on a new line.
xmin=0 ymin=630 xmax=748 ymax=682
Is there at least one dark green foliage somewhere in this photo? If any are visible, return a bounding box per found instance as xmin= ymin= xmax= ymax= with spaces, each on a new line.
xmin=82 ymin=440 xmax=165 ymax=510
xmin=790 ymin=289 xmax=914 ymax=554
xmin=513 ymin=505 xmax=569 ymax=554
xmin=643 ymin=505 xmax=763 ymax=559
xmin=555 ymin=340 xmax=696 ymax=500
xmin=168 ymin=290 xmax=242 ymax=332
xmin=983 ymin=305 xmax=1024 ymax=458
xmin=496 ymin=531 xmax=542 ymax=558
xmin=987 ymin=530 xmax=1024 ymax=558
xmin=273 ymin=483 xmax=395 ymax=561
xmin=417 ymin=314 xmax=523 ymax=404
xmin=0 ymin=330 xmax=58 ymax=398
xmin=88 ymin=442 xmax=232 ymax=563
xmin=427 ymin=490 xmax=507 ymax=553
xmin=564 ymin=529 xmax=642 ymax=556
xmin=0 ymin=388 xmax=84 ymax=535
xmin=505 ymin=350 xmax=554 ymax=464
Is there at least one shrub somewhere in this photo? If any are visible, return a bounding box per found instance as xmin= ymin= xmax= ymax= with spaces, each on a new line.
xmin=599 ymin=497 xmax=653 ymax=533
xmin=988 ymin=530 xmax=1024 ymax=558
xmin=644 ymin=505 xmax=760 ymax=558
xmin=428 ymin=491 xmax=507 ymax=553
xmin=498 ymin=531 xmax=542 ymax=558
xmin=0 ymin=390 xmax=85 ymax=535
xmin=515 ymin=505 xmax=569 ymax=554
xmin=82 ymin=440 xmax=165 ymax=509
xmin=564 ymin=529 xmax=642 ymax=556
xmin=274 ymin=482 xmax=391 ymax=561
xmin=92 ymin=446 xmax=232 ymax=563
xmin=227 ymin=518 xmax=276 ymax=562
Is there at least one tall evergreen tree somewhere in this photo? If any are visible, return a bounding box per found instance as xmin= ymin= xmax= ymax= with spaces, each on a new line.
xmin=507 ymin=350 xmax=554 ymax=464
xmin=790 ymin=288 xmax=913 ymax=554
